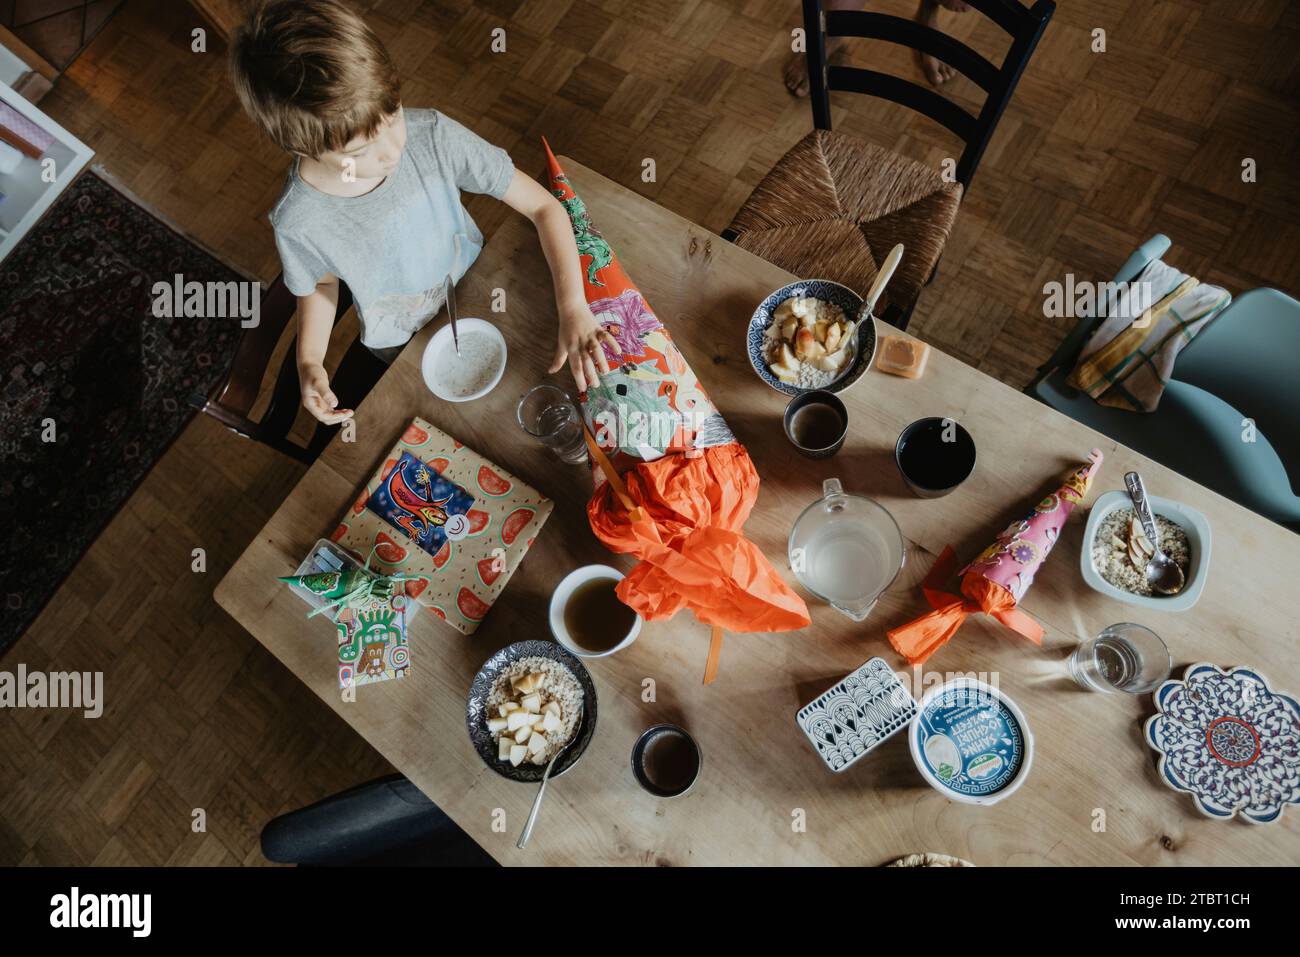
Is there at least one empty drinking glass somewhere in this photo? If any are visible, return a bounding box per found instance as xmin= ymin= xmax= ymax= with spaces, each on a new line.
xmin=1069 ymin=622 xmax=1171 ymax=693
xmin=517 ymin=385 xmax=588 ymax=464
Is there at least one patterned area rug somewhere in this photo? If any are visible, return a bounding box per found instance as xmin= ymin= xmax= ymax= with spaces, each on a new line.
xmin=0 ymin=170 xmax=246 ymax=656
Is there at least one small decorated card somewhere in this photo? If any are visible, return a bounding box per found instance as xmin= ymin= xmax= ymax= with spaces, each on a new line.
xmin=365 ymin=450 xmax=475 ymax=557
xmin=337 ymin=591 xmax=411 ymax=689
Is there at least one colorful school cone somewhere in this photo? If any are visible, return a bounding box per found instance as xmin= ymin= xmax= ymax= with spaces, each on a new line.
xmin=887 ymin=450 xmax=1104 ymax=665
xmin=544 ymin=141 xmax=810 ymax=682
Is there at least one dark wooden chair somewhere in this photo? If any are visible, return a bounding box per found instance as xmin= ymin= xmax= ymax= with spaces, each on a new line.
xmin=726 ymin=0 xmax=1054 ymax=330
xmin=188 ymin=275 xmax=386 ymax=465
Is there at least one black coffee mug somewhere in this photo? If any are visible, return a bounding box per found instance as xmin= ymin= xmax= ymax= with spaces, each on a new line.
xmin=895 ymin=417 xmax=976 ymax=497
xmin=632 ymin=724 xmax=702 ymax=798
xmin=783 ymin=390 xmax=848 ymax=459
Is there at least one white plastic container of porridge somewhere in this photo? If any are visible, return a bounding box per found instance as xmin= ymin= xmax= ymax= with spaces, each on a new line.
xmin=421 ymin=317 xmax=508 ymax=402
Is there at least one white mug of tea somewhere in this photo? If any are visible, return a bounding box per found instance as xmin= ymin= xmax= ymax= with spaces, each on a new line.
xmin=549 ymin=565 xmax=642 ymax=658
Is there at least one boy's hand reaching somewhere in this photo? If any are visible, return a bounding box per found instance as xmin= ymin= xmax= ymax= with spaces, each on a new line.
xmin=299 ymin=363 xmax=354 ymax=425
xmin=549 ymin=300 xmax=621 ymax=393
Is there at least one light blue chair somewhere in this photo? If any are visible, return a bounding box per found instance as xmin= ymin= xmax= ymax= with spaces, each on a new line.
xmin=1028 ymin=236 xmax=1300 ymax=531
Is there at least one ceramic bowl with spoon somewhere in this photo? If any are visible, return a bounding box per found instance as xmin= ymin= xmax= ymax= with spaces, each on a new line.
xmin=745 ymin=244 xmax=902 ymax=397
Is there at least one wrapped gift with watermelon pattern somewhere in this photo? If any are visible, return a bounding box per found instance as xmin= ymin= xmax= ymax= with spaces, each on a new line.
xmin=331 ymin=418 xmax=553 ymax=635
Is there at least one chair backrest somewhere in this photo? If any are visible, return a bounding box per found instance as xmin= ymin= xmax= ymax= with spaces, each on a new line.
xmin=802 ymin=0 xmax=1055 ymax=188
xmin=1026 ymin=234 xmax=1171 ymax=391
xmin=1171 ymin=287 xmax=1300 ymax=488
xmin=189 ymin=274 xmax=356 ymax=464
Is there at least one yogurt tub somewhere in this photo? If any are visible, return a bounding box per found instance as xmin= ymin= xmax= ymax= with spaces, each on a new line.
xmin=909 ymin=678 xmax=1033 ymax=806
xmin=421 ymin=318 xmax=507 ymax=402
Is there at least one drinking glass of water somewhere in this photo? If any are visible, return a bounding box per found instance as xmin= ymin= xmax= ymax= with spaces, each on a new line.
xmin=1069 ymin=623 xmax=1171 ymax=694
xmin=517 ymin=385 xmax=588 ymax=465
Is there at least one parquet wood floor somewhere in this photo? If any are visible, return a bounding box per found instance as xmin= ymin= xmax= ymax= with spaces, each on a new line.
xmin=3 ymin=0 xmax=1296 ymax=865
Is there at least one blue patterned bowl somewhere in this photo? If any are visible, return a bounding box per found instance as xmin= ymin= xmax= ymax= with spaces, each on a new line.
xmin=467 ymin=640 xmax=597 ymax=782
xmin=746 ymin=279 xmax=876 ymax=397
xmin=1145 ymin=663 xmax=1300 ymax=824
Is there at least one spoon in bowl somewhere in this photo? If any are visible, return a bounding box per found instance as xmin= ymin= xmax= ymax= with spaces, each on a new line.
xmin=858 ymin=243 xmax=904 ymax=324
xmin=1123 ymin=471 xmax=1185 ymax=595
xmin=516 ymin=704 xmax=584 ymax=850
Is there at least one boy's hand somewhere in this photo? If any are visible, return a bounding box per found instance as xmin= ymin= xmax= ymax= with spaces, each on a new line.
xmin=549 ymin=300 xmax=621 ymax=393
xmin=299 ymin=363 xmax=354 ymax=425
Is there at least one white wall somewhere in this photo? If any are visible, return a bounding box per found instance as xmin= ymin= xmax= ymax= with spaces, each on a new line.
xmin=0 ymin=41 xmax=30 ymax=87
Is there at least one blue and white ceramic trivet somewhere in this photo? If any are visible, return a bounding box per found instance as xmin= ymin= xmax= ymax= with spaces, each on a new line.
xmin=1145 ymin=663 xmax=1300 ymax=824
xmin=796 ymin=657 xmax=916 ymax=772
xmin=909 ymin=679 xmax=1033 ymax=805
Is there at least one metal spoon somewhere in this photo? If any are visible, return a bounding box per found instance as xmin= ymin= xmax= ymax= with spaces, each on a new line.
xmin=516 ymin=705 xmax=583 ymax=850
xmin=1123 ymin=471 xmax=1185 ymax=595
xmin=859 ymin=243 xmax=904 ymax=324
xmin=444 ymin=272 xmax=460 ymax=356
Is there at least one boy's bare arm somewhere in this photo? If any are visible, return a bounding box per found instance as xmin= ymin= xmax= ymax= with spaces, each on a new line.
xmin=296 ymin=273 xmax=354 ymax=424
xmin=501 ymin=169 xmax=620 ymax=392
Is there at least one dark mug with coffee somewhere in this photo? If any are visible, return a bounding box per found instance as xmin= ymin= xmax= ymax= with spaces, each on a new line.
xmin=783 ymin=390 xmax=848 ymax=459
xmin=895 ymin=417 xmax=976 ymax=497
xmin=632 ymin=724 xmax=702 ymax=798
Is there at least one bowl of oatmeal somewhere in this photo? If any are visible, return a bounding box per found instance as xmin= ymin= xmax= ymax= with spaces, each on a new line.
xmin=421 ymin=317 xmax=507 ymax=402
xmin=466 ymin=640 xmax=597 ymax=782
xmin=746 ymin=279 xmax=876 ymax=397
xmin=1080 ymin=490 xmax=1211 ymax=611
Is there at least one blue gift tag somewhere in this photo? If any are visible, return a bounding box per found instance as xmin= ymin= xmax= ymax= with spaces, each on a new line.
xmin=911 ymin=681 xmax=1030 ymax=803
xmin=365 ymin=451 xmax=474 ymax=557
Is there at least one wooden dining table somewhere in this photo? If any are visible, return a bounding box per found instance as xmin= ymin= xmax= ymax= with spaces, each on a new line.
xmin=215 ymin=158 xmax=1300 ymax=866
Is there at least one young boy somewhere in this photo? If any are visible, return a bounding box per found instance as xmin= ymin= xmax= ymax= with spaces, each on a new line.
xmin=230 ymin=0 xmax=617 ymax=425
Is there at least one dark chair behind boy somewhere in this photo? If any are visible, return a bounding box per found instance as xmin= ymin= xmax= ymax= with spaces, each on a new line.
xmin=189 ymin=275 xmax=386 ymax=465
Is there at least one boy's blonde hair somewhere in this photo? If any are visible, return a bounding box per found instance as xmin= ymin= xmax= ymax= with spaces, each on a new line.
xmin=230 ymin=0 xmax=401 ymax=158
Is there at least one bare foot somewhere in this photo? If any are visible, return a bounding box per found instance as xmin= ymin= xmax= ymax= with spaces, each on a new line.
xmin=915 ymin=0 xmax=968 ymax=87
xmin=783 ymin=37 xmax=844 ymax=98
xmin=783 ymin=49 xmax=812 ymax=97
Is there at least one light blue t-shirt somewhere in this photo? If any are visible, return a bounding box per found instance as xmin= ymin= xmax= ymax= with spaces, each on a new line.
xmin=269 ymin=109 xmax=514 ymax=349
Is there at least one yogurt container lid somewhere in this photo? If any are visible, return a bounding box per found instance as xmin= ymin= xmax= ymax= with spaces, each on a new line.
xmin=909 ymin=678 xmax=1033 ymax=806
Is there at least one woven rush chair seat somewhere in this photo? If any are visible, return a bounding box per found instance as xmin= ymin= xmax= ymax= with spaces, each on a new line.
xmin=727 ymin=130 xmax=962 ymax=319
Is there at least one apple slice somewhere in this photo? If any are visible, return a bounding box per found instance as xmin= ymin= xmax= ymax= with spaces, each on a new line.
xmin=509 ymin=744 xmax=527 ymax=767
xmin=497 ymin=737 xmax=513 ymax=761
xmin=527 ymin=731 xmax=547 ymax=756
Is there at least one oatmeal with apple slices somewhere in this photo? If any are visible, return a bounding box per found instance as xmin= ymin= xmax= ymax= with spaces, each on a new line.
xmin=486 ymin=658 xmax=584 ymax=767
xmin=765 ymin=296 xmax=856 ymax=389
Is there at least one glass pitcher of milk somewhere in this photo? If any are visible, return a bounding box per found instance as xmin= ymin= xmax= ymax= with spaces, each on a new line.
xmin=788 ymin=478 xmax=906 ymax=621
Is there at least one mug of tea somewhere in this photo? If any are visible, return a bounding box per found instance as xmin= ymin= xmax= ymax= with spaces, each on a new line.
xmin=783 ymin=390 xmax=848 ymax=459
xmin=894 ymin=417 xmax=976 ymax=498
xmin=631 ymin=724 xmax=702 ymax=798
xmin=549 ymin=565 xmax=642 ymax=658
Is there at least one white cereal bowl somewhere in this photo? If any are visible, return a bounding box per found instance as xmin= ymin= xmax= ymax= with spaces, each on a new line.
xmin=420 ymin=317 xmax=507 ymax=402
xmin=548 ymin=564 xmax=642 ymax=659
xmin=1080 ymin=489 xmax=1211 ymax=612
